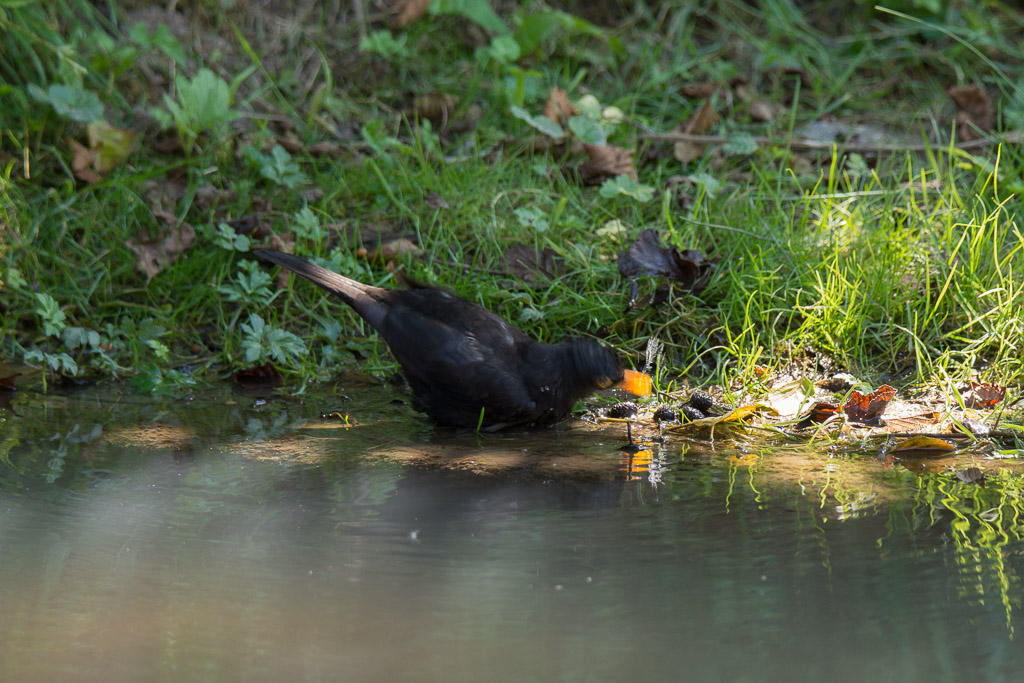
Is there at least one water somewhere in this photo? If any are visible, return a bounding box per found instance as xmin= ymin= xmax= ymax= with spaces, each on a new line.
xmin=1 ymin=385 xmax=1023 ymax=682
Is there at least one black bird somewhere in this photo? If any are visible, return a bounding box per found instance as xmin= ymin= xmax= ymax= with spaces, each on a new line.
xmin=253 ymin=249 xmax=648 ymax=430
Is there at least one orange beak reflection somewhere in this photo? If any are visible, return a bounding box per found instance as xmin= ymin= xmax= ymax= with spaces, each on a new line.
xmin=616 ymin=369 xmax=653 ymax=397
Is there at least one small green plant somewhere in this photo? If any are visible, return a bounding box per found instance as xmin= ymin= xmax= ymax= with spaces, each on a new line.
xmin=513 ymin=206 xmax=550 ymax=232
xmin=244 ymin=145 xmax=307 ymax=188
xmin=153 ymin=67 xmax=249 ymax=151
xmin=22 ymin=294 xmax=77 ymax=390
xmin=27 ymin=84 xmax=103 ymax=123
xmin=291 ymin=207 xmax=326 ymax=242
xmin=240 ymin=314 xmax=307 ymax=367
xmin=129 ymin=363 xmax=196 ymax=395
xmin=598 ymin=175 xmax=655 ymax=202
xmin=359 ymin=30 xmax=409 ymax=58
xmin=211 ymin=223 xmax=251 ymax=252
xmin=218 ymin=260 xmax=279 ymax=307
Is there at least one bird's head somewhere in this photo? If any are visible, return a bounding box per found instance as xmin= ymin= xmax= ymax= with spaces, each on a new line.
xmin=568 ymin=338 xmax=651 ymax=396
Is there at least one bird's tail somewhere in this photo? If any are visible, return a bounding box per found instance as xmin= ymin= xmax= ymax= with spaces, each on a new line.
xmin=252 ymin=249 xmax=388 ymax=329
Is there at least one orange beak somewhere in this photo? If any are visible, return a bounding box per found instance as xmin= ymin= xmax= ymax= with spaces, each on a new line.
xmin=617 ymin=369 xmax=653 ymax=397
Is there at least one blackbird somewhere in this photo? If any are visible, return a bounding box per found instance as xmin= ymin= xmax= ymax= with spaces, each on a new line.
xmin=253 ymin=249 xmax=648 ymax=430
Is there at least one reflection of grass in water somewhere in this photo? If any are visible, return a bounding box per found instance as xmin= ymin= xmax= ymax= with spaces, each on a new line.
xmin=915 ymin=471 xmax=1024 ymax=636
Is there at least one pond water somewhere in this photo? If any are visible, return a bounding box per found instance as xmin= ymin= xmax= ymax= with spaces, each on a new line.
xmin=1 ymin=384 xmax=1023 ymax=682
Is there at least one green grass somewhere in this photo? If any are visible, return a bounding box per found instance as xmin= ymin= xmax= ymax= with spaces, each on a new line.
xmin=1 ymin=0 xmax=1022 ymax=412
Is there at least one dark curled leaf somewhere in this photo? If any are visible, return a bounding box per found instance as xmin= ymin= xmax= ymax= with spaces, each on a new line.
xmin=618 ymin=229 xmax=712 ymax=294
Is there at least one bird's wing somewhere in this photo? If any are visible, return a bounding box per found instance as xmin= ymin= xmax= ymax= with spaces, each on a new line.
xmin=381 ymin=310 xmax=541 ymax=427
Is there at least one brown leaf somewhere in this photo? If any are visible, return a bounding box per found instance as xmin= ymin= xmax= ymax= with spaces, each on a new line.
xmin=143 ymin=178 xmax=187 ymax=215
xmin=194 ymin=185 xmax=238 ymax=211
xmin=424 ymin=192 xmax=450 ymax=209
xmin=302 ymin=187 xmax=325 ymax=204
xmin=391 ymin=0 xmax=430 ymax=28
xmin=843 ymin=384 xmax=896 ymax=422
xmin=308 ymin=141 xmax=341 ymax=157
xmin=673 ymin=100 xmax=719 ymax=163
xmin=881 ymin=411 xmax=940 ymax=433
xmin=357 ymin=237 xmax=424 ymax=262
xmin=685 ymin=100 xmax=719 ymax=135
xmin=961 ymin=381 xmax=1005 ymax=408
xmin=276 ymin=135 xmax=303 ymax=153
xmin=126 ymin=211 xmax=196 ymax=281
xmin=680 ymin=83 xmax=720 ymax=99
xmin=579 ymin=144 xmax=637 ymax=185
xmin=947 ymin=84 xmax=993 ymax=142
xmin=70 ymin=140 xmax=102 ymax=184
xmin=413 ymin=92 xmax=459 ymax=126
xmin=748 ymin=100 xmax=773 ymax=123
xmin=542 ymin=87 xmax=579 ymax=126
xmin=500 ymin=243 xmax=565 ymax=287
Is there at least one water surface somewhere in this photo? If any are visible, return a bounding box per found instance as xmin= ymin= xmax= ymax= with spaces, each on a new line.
xmin=1 ymin=385 xmax=1022 ymax=682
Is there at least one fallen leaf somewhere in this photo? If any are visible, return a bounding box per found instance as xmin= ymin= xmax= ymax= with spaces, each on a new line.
xmin=500 ymin=243 xmax=564 ymax=287
xmin=143 ymin=178 xmax=187 ymax=215
xmin=276 ymin=135 xmax=303 ymax=153
xmin=70 ymin=140 xmax=102 ymax=184
xmin=797 ymin=402 xmax=842 ymax=428
xmin=578 ymin=143 xmax=637 ymax=185
xmin=890 ymin=435 xmax=957 ymax=457
xmin=617 ymin=229 xmax=713 ymax=295
xmin=86 ymin=121 xmax=137 ymax=173
xmin=881 ymin=411 xmax=941 ymax=433
xmin=308 ymin=141 xmax=342 ymax=157
xmin=667 ymin=404 xmax=774 ymax=436
xmin=542 ymin=87 xmax=578 ymax=126
xmin=413 ymin=92 xmax=459 ymax=126
xmin=960 ymin=381 xmax=1005 ymax=408
xmin=765 ymin=378 xmax=816 ymax=419
xmin=357 ymin=237 xmax=424 ymax=261
xmin=126 ymin=210 xmax=196 ymax=281
xmin=947 ymin=84 xmax=993 ymax=142
xmin=680 ymin=83 xmax=721 ymax=99
xmin=843 ymin=384 xmax=896 ymax=422
xmin=954 ymin=418 xmax=991 ymax=436
xmin=748 ymin=101 xmax=773 ymax=123
xmin=0 ymin=371 xmax=17 ymax=390
xmin=424 ymin=192 xmax=450 ymax=209
xmin=194 ymin=184 xmax=238 ymax=211
xmin=673 ymin=100 xmax=719 ymax=164
xmin=391 ymin=0 xmax=430 ymax=28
